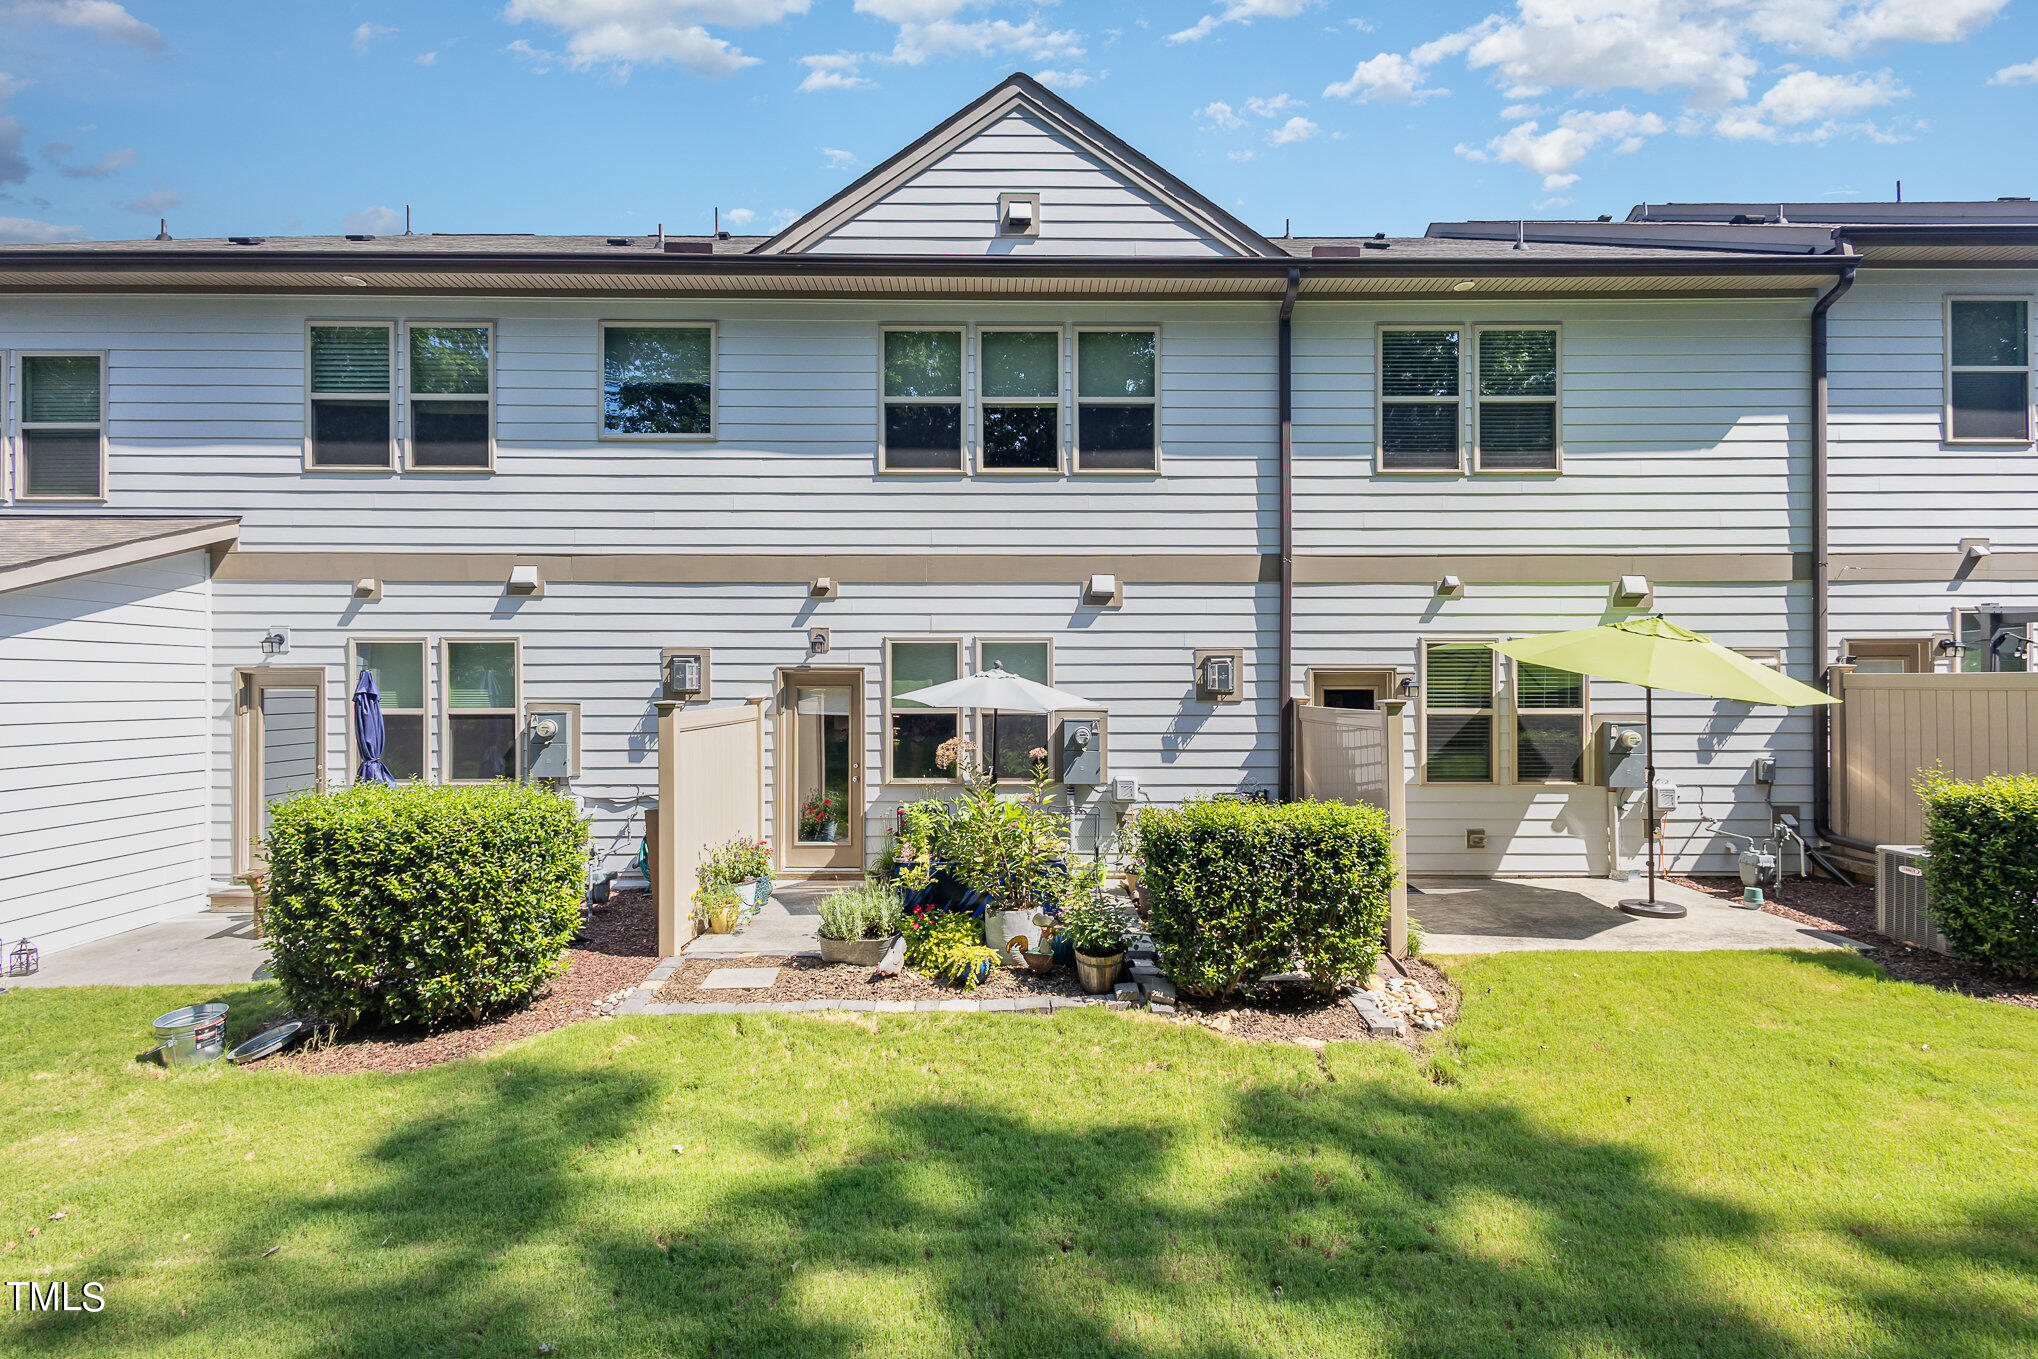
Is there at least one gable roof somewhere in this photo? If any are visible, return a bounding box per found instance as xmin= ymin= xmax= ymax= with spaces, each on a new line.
xmin=0 ymin=516 xmax=238 ymax=593
xmin=755 ymin=72 xmax=1283 ymax=259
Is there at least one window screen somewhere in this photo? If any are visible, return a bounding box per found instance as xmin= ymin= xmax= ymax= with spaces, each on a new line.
xmin=1949 ymin=300 xmax=2032 ymax=441
xmin=1380 ymin=330 xmax=1461 ymax=471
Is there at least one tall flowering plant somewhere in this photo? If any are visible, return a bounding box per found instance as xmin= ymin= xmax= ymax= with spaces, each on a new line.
xmin=697 ymin=835 xmax=772 ymax=890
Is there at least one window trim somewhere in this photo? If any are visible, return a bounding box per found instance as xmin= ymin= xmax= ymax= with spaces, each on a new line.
xmin=1943 ymin=294 xmax=2036 ymax=446
xmin=14 ymin=348 xmax=108 ymax=503
xmin=439 ymin=635 xmax=522 ymax=782
xmin=1509 ymin=655 xmax=1589 ymax=786
xmin=1376 ymin=324 xmax=1466 ymax=476
xmin=346 ymin=636 xmax=431 ymax=782
xmin=1072 ymin=324 xmax=1162 ymax=476
xmin=1418 ymin=637 xmax=1498 ymax=786
xmin=974 ymin=324 xmax=1065 ymax=476
xmin=878 ymin=324 xmax=968 ymax=476
xmin=883 ymin=635 xmax=965 ymax=785
xmin=304 ymin=320 xmax=397 ymax=472
xmin=596 ymin=319 xmax=718 ymax=443
xmin=1472 ymin=323 xmax=1563 ymax=475
xmin=404 ymin=320 xmax=496 ymax=473
xmin=1843 ymin=637 xmax=1935 ymax=674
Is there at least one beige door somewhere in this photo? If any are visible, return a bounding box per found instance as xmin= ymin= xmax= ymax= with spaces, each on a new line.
xmin=778 ymin=669 xmax=864 ymax=874
xmin=233 ymin=667 xmax=327 ymax=875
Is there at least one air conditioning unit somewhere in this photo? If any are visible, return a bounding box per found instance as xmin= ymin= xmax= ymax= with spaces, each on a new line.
xmin=1875 ymin=845 xmax=1950 ymax=954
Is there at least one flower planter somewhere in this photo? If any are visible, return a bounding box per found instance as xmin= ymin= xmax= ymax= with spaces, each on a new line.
xmin=705 ymin=904 xmax=740 ymax=934
xmin=1074 ymin=950 xmax=1123 ymax=994
xmin=733 ymin=876 xmax=773 ymax=921
xmin=983 ymin=908 xmax=1038 ymax=965
xmin=819 ymin=934 xmax=897 ymax=967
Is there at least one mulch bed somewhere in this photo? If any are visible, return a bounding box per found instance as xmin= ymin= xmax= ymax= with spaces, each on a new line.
xmin=278 ymin=888 xmax=662 ymax=1075
xmin=1674 ymin=875 xmax=2038 ymax=1010
xmin=655 ymin=950 xmax=1459 ymax=1047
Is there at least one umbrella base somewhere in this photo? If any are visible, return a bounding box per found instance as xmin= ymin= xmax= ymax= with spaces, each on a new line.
xmin=1618 ymin=897 xmax=1687 ymax=920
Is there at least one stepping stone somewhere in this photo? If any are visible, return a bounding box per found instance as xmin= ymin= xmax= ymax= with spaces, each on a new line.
xmin=700 ymin=966 xmax=780 ymax=990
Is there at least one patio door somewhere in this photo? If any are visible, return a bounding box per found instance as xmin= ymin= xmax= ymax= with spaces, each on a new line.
xmin=777 ymin=669 xmax=863 ymax=874
xmin=233 ymin=667 xmax=327 ymax=875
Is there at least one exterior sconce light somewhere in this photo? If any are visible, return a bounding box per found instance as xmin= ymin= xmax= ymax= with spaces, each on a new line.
xmin=1964 ymin=539 xmax=1992 ymax=562
xmin=808 ymin=627 xmax=831 ymax=654
xmin=1434 ymin=575 xmax=1464 ymax=598
xmin=1398 ymin=673 xmax=1418 ymax=697
xmin=259 ymin=626 xmax=291 ymax=658
xmin=661 ymin=648 xmax=710 ymax=700
xmin=1083 ymin=573 xmax=1121 ymax=606
xmin=506 ymin=564 xmax=543 ymax=597
xmin=1614 ymin=574 xmax=1652 ymax=607
xmin=352 ymin=577 xmax=381 ymax=601
xmin=809 ymin=576 xmax=838 ymax=599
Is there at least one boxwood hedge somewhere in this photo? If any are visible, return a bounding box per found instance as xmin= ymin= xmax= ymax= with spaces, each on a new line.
xmin=264 ymin=782 xmax=588 ymax=1031
xmin=1134 ymin=798 xmax=1398 ymax=997
xmin=1918 ymin=771 xmax=2038 ymax=977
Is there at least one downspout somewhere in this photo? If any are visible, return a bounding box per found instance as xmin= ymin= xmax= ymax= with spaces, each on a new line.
xmin=1277 ymin=265 xmax=1301 ymax=799
xmin=1810 ymin=244 xmax=1872 ymax=860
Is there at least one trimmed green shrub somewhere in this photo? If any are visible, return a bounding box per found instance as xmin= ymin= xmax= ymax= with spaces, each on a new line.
xmin=1135 ymin=799 xmax=1398 ymax=997
xmin=818 ymin=883 xmax=905 ymax=941
xmin=1918 ymin=771 xmax=2038 ymax=977
xmin=264 ymin=782 xmax=589 ymax=1031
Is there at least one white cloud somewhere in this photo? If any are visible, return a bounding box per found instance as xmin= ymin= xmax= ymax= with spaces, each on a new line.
xmin=1324 ymin=52 xmax=1445 ymax=103
xmin=504 ymin=38 xmax=557 ymax=71
xmin=1166 ymin=0 xmax=1316 ymax=45
xmin=1714 ymin=67 xmax=1907 ymax=140
xmin=1244 ymin=92 xmax=1302 ymax=117
xmin=352 ymin=22 xmax=395 ymax=53
xmin=343 ymin=205 xmax=404 ymax=235
xmin=723 ymin=207 xmax=757 ymax=226
xmin=41 ymin=141 xmax=135 ymax=178
xmin=885 ymin=18 xmax=1082 ymax=65
xmin=0 ymin=213 xmax=84 ymax=242
xmin=1197 ymin=100 xmax=1244 ymax=130
xmin=502 ymin=0 xmax=814 ymax=79
xmin=1990 ymin=57 xmax=2038 ymax=86
xmin=820 ymin=146 xmax=862 ymax=170
xmin=1226 ymin=148 xmax=1256 ymax=161
xmin=1460 ymin=107 xmax=1666 ymax=188
xmin=414 ymin=51 xmax=439 ymax=66
xmin=3 ymin=1 xmax=164 ymax=51
xmin=797 ymin=52 xmax=873 ymax=90
xmin=1267 ymin=115 xmax=1319 ymax=145
xmin=1035 ymin=68 xmax=1095 ymax=89
xmin=119 ymin=186 xmax=180 ymax=213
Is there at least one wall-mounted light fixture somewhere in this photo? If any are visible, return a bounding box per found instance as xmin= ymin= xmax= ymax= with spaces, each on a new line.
xmin=1613 ymin=574 xmax=1652 ymax=607
xmin=260 ymin=626 xmax=291 ymax=658
xmin=506 ymin=563 xmax=544 ymax=597
xmin=1083 ymin=573 xmax=1122 ymax=607
xmin=1963 ymin=538 xmax=1993 ymax=563
xmin=808 ymin=627 xmax=831 ymax=655
xmin=809 ymin=576 xmax=838 ymax=599
xmin=1398 ymin=673 xmax=1418 ymax=698
xmin=1434 ymin=574 xmax=1464 ymax=598
xmin=352 ymin=577 xmax=381 ymax=602
xmin=661 ymin=648 xmax=710 ymax=700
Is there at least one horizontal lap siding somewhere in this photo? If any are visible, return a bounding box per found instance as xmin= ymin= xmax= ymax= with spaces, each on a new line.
xmin=0 ymin=551 xmax=213 ymax=952
xmin=1292 ymin=299 xmax=1809 ymax=553
xmin=2 ymin=297 xmax=1271 ymax=553
xmin=1296 ymin=581 xmax=1812 ymax=875
xmin=207 ymin=580 xmax=1274 ymax=884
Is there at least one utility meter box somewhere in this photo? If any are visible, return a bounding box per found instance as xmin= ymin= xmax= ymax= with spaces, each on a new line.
xmin=525 ymin=703 xmax=580 ymax=780
xmin=1597 ymin=719 xmax=1647 ymax=789
xmin=1059 ymin=712 xmax=1107 ymax=786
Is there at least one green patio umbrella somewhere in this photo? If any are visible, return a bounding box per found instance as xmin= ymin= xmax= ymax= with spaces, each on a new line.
xmin=1492 ymin=616 xmax=1839 ymax=919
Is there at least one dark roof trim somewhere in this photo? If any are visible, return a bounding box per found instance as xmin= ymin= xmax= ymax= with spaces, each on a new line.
xmin=1837 ymin=225 xmax=2038 ymax=248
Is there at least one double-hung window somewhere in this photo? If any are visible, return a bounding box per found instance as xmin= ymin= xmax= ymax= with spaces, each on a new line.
xmin=17 ymin=353 xmax=105 ymax=499
xmin=882 ymin=328 xmax=964 ymax=471
xmin=978 ymin=329 xmax=1061 ymax=472
xmin=886 ymin=639 xmax=963 ymax=781
xmin=601 ymin=322 xmax=714 ymax=438
xmin=1378 ymin=328 xmax=1462 ymax=472
xmin=1076 ymin=328 xmax=1158 ymax=472
xmin=1513 ymin=660 xmax=1586 ymax=783
xmin=407 ymin=324 xmax=493 ymax=469
xmin=1420 ymin=640 xmax=1496 ymax=783
xmin=442 ymin=639 xmax=519 ymax=780
xmin=1946 ymin=298 xmax=2033 ymax=442
xmin=308 ymin=323 xmax=395 ymax=468
xmin=349 ymin=639 xmax=428 ymax=780
xmin=1475 ymin=327 xmax=1560 ymax=471
xmin=977 ymin=639 xmax=1054 ymax=779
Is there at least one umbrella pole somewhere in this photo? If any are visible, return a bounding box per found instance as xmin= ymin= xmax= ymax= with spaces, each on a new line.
xmin=1620 ymin=686 xmax=1686 ymax=919
xmin=987 ymin=707 xmax=999 ymax=790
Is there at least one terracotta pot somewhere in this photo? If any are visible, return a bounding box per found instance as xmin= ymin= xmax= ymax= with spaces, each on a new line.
xmin=819 ymin=935 xmax=895 ymax=967
xmin=1074 ymin=950 xmax=1123 ymax=994
xmin=1023 ymin=951 xmax=1054 ymax=974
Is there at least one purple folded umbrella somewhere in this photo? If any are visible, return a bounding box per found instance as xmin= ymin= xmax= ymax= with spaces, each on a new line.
xmin=353 ymin=668 xmax=396 ymax=786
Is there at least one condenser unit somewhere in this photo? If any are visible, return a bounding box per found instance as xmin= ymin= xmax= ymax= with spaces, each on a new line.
xmin=1875 ymin=845 xmax=1950 ymax=954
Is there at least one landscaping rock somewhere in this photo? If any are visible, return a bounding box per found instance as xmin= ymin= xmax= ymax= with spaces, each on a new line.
xmin=1113 ymin=981 xmax=1141 ymax=1005
xmin=1347 ymin=993 xmax=1405 ymax=1037
xmin=1149 ymin=1002 xmax=1177 ymax=1017
xmin=1139 ymin=977 xmax=1177 ymax=1005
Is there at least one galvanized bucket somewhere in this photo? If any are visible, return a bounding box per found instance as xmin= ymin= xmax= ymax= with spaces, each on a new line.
xmin=152 ymin=1003 xmax=229 ymax=1068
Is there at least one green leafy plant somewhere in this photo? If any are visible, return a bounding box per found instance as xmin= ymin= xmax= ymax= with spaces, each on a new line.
xmin=818 ymin=883 xmax=906 ymax=941
xmin=695 ymin=882 xmax=741 ymax=921
xmin=902 ymin=908 xmax=999 ymax=989
xmin=1916 ymin=770 xmax=2038 ymax=976
xmin=892 ymin=761 xmax=1098 ymax=914
xmin=1134 ymin=798 xmax=1398 ymax=997
xmin=1058 ymin=894 xmax=1133 ymax=957
xmin=263 ymin=782 xmax=587 ymax=1032
xmin=697 ymin=836 xmax=771 ymax=890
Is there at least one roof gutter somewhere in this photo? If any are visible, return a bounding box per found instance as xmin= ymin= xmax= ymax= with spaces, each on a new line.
xmin=1277 ymin=265 xmax=1300 ymax=800
xmin=1809 ymin=247 xmax=1870 ymax=862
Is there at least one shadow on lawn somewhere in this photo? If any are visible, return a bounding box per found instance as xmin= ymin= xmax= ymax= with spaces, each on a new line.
xmin=16 ymin=1043 xmax=2034 ymax=1358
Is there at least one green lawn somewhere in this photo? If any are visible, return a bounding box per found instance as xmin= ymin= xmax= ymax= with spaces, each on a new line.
xmin=3 ymin=951 xmax=2034 ymax=1358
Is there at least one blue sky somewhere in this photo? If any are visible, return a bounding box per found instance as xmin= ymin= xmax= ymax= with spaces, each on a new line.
xmin=1 ymin=0 xmax=2034 ymax=244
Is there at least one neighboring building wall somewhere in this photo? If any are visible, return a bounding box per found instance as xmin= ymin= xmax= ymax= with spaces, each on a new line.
xmin=0 ymin=549 xmax=213 ymax=952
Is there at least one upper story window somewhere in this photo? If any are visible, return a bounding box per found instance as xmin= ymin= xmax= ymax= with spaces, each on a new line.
xmin=882 ymin=328 xmax=964 ymax=472
xmin=350 ymin=639 xmax=428 ymax=780
xmin=978 ymin=329 xmax=1061 ymax=472
xmin=1380 ymin=325 xmax=1562 ymax=474
xmin=1947 ymin=298 xmax=2033 ymax=443
xmin=441 ymin=638 xmax=519 ymax=780
xmin=16 ymin=352 xmax=105 ymax=500
xmin=1379 ymin=328 xmax=1461 ymax=472
xmin=1475 ymin=328 xmax=1560 ymax=471
xmin=1076 ymin=329 xmax=1158 ymax=473
xmin=307 ymin=323 xmax=394 ymax=469
xmin=407 ymin=324 xmax=492 ymax=470
xmin=602 ymin=323 xmax=714 ymax=439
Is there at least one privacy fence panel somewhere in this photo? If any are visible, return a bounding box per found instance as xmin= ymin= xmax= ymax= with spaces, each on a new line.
xmin=1289 ymin=701 xmax=1409 ymax=957
xmin=656 ymin=699 xmax=766 ymax=955
xmin=1832 ymin=669 xmax=2038 ymax=851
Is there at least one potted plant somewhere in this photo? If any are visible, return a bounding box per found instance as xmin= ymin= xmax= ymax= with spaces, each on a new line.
xmin=1059 ymin=894 xmax=1133 ymax=994
xmin=700 ymin=836 xmax=774 ymax=919
xmin=1008 ymin=907 xmax=1061 ymax=973
xmin=816 ymin=883 xmax=905 ymax=967
xmin=696 ymin=882 xmax=742 ymax=935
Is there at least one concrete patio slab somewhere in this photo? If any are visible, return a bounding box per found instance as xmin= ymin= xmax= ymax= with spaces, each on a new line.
xmin=5 ymin=912 xmax=272 ymax=988
xmin=683 ymin=880 xmax=836 ymax=959
xmin=1412 ymin=877 xmax=1855 ymax=954
xmin=699 ymin=966 xmax=781 ymax=990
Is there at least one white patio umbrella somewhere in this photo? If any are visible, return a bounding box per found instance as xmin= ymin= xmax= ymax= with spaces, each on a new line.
xmin=893 ymin=663 xmax=1095 ymax=785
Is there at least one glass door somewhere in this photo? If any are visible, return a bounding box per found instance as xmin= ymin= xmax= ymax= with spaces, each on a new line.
xmin=780 ymin=672 xmax=863 ymax=872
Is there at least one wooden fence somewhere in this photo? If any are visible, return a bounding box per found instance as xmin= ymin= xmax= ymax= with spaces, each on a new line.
xmin=1831 ymin=666 xmax=2038 ymax=852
